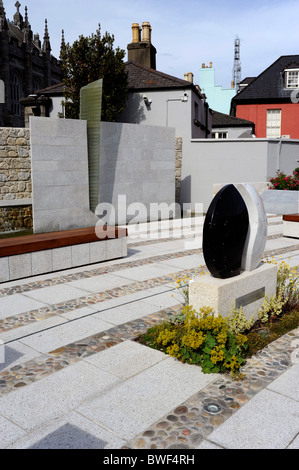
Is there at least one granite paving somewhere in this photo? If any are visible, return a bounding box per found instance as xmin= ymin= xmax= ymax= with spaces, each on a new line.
xmin=0 ymin=215 xmax=298 ymax=450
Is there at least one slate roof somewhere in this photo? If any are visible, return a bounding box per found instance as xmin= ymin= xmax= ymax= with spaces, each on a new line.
xmin=232 ymin=55 xmax=299 ymax=104
xmin=36 ymin=82 xmax=68 ymax=96
xmin=125 ymin=60 xmax=203 ymax=97
xmin=211 ymin=109 xmax=254 ymax=128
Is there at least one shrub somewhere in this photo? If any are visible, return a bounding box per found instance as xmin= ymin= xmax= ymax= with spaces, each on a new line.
xmin=269 ymin=170 xmax=299 ymax=190
xmin=258 ymin=259 xmax=299 ymax=323
xmin=226 ymin=302 xmax=255 ymax=335
xmin=147 ymin=305 xmax=248 ymax=377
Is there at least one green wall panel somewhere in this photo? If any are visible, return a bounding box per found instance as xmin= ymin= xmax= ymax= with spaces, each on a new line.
xmin=80 ymin=79 xmax=103 ymax=212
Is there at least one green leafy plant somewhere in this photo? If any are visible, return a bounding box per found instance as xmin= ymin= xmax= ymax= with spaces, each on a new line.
xmin=138 ymin=305 xmax=248 ymax=377
xmin=225 ymin=302 xmax=255 ymax=335
xmin=259 ymin=259 xmax=299 ymax=322
xmin=137 ymin=258 xmax=299 ymax=379
xmin=60 ymin=24 xmax=128 ymax=121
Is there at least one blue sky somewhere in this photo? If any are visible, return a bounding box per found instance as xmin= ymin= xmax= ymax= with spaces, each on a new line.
xmin=4 ymin=0 xmax=299 ymax=88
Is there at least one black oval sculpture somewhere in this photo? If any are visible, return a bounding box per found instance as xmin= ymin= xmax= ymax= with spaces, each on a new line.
xmin=203 ymin=184 xmax=249 ymax=279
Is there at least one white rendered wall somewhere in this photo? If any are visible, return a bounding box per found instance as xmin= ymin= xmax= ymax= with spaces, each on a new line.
xmin=180 ymin=139 xmax=299 ymax=212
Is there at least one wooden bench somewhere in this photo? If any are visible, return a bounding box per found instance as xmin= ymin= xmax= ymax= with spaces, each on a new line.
xmin=0 ymin=226 xmax=128 ymax=283
xmin=283 ymin=214 xmax=299 ymax=239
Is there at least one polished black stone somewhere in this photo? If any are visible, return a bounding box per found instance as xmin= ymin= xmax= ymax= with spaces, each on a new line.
xmin=203 ymin=184 xmax=249 ymax=279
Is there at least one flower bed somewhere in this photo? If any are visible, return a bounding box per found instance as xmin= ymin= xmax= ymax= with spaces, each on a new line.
xmin=269 ymin=169 xmax=299 ymax=190
xmin=136 ymin=260 xmax=299 ymax=378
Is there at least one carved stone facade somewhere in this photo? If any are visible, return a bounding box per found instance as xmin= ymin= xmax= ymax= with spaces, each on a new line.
xmin=0 ymin=1 xmax=63 ymax=127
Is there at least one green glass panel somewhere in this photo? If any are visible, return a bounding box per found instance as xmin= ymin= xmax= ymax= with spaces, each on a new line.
xmin=80 ymin=79 xmax=103 ymax=212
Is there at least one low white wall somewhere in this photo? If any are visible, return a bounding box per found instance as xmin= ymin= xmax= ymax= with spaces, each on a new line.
xmin=180 ymin=138 xmax=299 ymax=212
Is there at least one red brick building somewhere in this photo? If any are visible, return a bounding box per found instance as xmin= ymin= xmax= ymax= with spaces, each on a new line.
xmin=231 ymin=55 xmax=299 ymax=139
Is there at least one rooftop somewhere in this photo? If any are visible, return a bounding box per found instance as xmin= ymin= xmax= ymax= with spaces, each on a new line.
xmin=125 ymin=60 xmax=203 ymax=97
xmin=233 ymin=55 xmax=299 ymax=103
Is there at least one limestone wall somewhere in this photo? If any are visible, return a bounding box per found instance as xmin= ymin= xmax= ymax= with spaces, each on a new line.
xmin=0 ymin=128 xmax=31 ymax=201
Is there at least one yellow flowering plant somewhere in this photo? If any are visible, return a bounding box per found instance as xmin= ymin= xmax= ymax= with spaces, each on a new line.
xmin=147 ymin=305 xmax=248 ymax=376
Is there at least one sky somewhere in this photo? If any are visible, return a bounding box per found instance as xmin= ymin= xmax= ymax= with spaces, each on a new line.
xmin=4 ymin=0 xmax=299 ymax=89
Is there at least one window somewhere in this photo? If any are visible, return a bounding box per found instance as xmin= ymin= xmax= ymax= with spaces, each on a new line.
xmin=33 ymin=77 xmax=42 ymax=92
xmin=285 ymin=70 xmax=299 ymax=88
xmin=212 ymin=132 xmax=228 ymax=139
xmin=10 ymin=73 xmax=22 ymax=116
xmin=266 ymin=109 xmax=281 ymax=138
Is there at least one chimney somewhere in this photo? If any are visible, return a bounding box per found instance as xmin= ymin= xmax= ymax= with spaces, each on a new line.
xmin=127 ymin=21 xmax=157 ymax=69
xmin=184 ymin=72 xmax=194 ymax=83
xmin=209 ymin=62 xmax=213 ymax=68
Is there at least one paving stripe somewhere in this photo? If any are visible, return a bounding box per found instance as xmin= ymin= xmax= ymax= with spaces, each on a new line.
xmin=0 ymin=267 xmax=200 ymax=333
xmin=0 ymin=231 xmax=285 ymax=298
xmin=0 ymin=238 xmax=297 ymax=335
xmin=0 ymin=305 xmax=181 ymax=396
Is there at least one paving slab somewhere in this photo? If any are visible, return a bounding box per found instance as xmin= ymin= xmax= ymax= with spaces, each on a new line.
xmin=66 ymin=273 xmax=136 ymax=294
xmin=8 ymin=411 xmax=126 ymax=450
xmin=0 ymin=415 xmax=27 ymax=449
xmin=93 ymin=299 xmax=165 ymax=326
xmin=77 ymin=356 xmax=217 ymax=440
xmin=204 ymin=388 xmax=299 ymax=449
xmin=0 ymin=294 xmax=47 ymax=320
xmin=265 ymin=236 xmax=298 ymax=252
xmin=157 ymin=253 xmax=205 ymax=270
xmin=114 ymin=263 xmax=179 ymax=282
xmin=19 ymin=316 xmax=114 ymax=354
xmin=0 ymin=341 xmax=45 ymax=372
xmin=23 ymin=284 xmax=91 ymax=304
xmin=267 ymin=363 xmax=299 ymax=401
xmin=0 ymin=315 xmax=67 ymax=344
xmin=0 ymin=361 xmax=121 ymax=432
xmin=83 ymin=340 xmax=165 ymax=379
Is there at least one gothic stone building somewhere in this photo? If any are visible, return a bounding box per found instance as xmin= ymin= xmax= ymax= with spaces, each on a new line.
xmin=0 ymin=1 xmax=63 ymax=127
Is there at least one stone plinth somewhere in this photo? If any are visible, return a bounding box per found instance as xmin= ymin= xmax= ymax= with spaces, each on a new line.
xmin=189 ymin=263 xmax=278 ymax=321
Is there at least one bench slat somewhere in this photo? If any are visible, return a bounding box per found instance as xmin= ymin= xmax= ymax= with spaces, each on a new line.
xmin=0 ymin=226 xmax=127 ymax=258
xmin=283 ymin=214 xmax=299 ymax=222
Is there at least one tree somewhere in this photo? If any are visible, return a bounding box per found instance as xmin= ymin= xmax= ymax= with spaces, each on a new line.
xmin=60 ymin=25 xmax=128 ymax=121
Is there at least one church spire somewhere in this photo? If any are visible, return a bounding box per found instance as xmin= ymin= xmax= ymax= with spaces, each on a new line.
xmin=23 ymin=5 xmax=32 ymax=43
xmin=0 ymin=0 xmax=6 ymax=16
xmin=42 ymin=18 xmax=51 ymax=53
xmin=0 ymin=0 xmax=7 ymax=31
xmin=24 ymin=5 xmax=30 ymax=28
xmin=13 ymin=1 xmax=23 ymax=28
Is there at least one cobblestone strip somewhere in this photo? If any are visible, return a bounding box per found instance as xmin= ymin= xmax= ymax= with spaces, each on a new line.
xmin=0 ymin=306 xmax=181 ymax=395
xmin=0 ymin=242 xmax=297 ymax=335
xmin=0 ymin=269 xmax=196 ymax=333
xmin=125 ymin=327 xmax=299 ymax=450
xmin=0 ymin=247 xmax=202 ymax=298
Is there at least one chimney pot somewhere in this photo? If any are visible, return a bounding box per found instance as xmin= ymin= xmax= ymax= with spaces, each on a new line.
xmin=202 ymin=63 xmax=205 ymax=68
xmin=132 ymin=23 xmax=140 ymax=43
xmin=142 ymin=21 xmax=151 ymax=42
xmin=185 ymin=72 xmax=194 ymax=83
xmin=210 ymin=62 xmax=213 ymax=68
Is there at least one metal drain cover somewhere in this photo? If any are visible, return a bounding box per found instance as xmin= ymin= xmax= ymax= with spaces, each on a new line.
xmin=204 ymin=403 xmax=222 ymax=415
